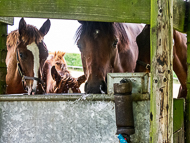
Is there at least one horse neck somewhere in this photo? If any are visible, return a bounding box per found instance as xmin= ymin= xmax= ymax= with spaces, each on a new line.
xmin=6 ymin=49 xmax=25 ymax=93
xmin=116 ymin=24 xmax=143 ymax=72
xmin=42 ymin=62 xmax=56 ymax=93
xmin=6 ymin=49 xmax=21 ymax=82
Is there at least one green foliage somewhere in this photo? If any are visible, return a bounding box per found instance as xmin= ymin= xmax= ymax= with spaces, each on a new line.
xmin=173 ymin=71 xmax=178 ymax=78
xmin=64 ymin=53 xmax=82 ymax=67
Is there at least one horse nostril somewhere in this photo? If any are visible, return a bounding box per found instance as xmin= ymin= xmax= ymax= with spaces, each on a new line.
xmin=24 ymin=87 xmax=27 ymax=91
xmin=85 ymin=80 xmax=107 ymax=94
xmin=100 ymin=80 xmax=107 ymax=94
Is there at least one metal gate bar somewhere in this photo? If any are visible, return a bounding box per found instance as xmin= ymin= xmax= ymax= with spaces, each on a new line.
xmin=0 ymin=93 xmax=149 ymax=101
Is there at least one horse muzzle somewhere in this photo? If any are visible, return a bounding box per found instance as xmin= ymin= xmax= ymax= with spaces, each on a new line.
xmin=85 ymin=80 xmax=107 ymax=94
xmin=23 ymin=79 xmax=37 ymax=95
xmin=27 ymin=86 xmax=36 ymax=95
xmin=22 ymin=76 xmax=45 ymax=95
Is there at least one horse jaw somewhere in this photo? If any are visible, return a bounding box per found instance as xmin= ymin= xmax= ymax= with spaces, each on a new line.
xmin=27 ymin=42 xmax=40 ymax=93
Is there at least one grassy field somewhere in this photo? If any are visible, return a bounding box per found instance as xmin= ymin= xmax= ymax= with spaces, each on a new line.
xmin=64 ymin=53 xmax=82 ymax=67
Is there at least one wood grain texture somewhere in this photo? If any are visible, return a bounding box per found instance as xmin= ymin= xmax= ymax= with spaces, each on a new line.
xmin=0 ymin=23 xmax=7 ymax=94
xmin=173 ymin=0 xmax=186 ymax=32
xmin=0 ymin=17 xmax=13 ymax=25
xmin=150 ymin=0 xmax=173 ymax=142
xmin=185 ymin=4 xmax=190 ymax=141
xmin=173 ymin=99 xmax=184 ymax=133
xmin=0 ymin=0 xmax=150 ymax=24
xmin=173 ymin=99 xmax=185 ymax=143
xmin=0 ymin=0 xmax=186 ymax=32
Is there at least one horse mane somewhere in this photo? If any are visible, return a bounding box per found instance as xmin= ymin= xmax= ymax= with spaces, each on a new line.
xmin=6 ymin=30 xmax=19 ymax=49
xmin=75 ymin=21 xmax=128 ymax=43
xmin=7 ymin=24 xmax=44 ymax=49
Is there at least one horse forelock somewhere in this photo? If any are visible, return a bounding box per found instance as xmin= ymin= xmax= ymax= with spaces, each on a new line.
xmin=75 ymin=22 xmax=128 ymax=43
xmin=7 ymin=24 xmax=43 ymax=50
xmin=20 ymin=24 xmax=43 ymax=45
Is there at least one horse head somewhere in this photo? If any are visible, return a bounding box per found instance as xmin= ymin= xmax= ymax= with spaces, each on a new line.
xmin=76 ymin=21 xmax=143 ymax=93
xmin=42 ymin=51 xmax=86 ymax=93
xmin=6 ymin=18 xmax=50 ymax=95
xmin=135 ymin=24 xmax=188 ymax=98
xmin=51 ymin=66 xmax=86 ymax=93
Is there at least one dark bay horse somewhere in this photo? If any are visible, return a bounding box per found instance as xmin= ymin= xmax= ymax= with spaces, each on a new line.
xmin=135 ymin=25 xmax=187 ymax=98
xmin=75 ymin=21 xmax=144 ymax=93
xmin=6 ymin=18 xmax=50 ymax=95
xmin=42 ymin=51 xmax=86 ymax=93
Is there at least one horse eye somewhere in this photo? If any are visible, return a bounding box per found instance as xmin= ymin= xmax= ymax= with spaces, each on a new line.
xmin=19 ymin=52 xmax=23 ymax=58
xmin=113 ymin=39 xmax=118 ymax=48
xmin=77 ymin=43 xmax=82 ymax=50
xmin=77 ymin=44 xmax=81 ymax=49
xmin=56 ymin=63 xmax=61 ymax=66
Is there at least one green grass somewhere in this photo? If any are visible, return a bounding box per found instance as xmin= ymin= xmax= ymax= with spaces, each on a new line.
xmin=64 ymin=53 xmax=82 ymax=67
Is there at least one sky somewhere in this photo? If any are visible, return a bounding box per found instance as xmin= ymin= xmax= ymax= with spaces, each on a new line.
xmin=8 ymin=17 xmax=81 ymax=53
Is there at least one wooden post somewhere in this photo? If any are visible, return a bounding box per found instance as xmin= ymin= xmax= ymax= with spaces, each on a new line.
xmin=186 ymin=2 xmax=190 ymax=142
xmin=150 ymin=0 xmax=173 ymax=142
xmin=0 ymin=22 xmax=7 ymax=94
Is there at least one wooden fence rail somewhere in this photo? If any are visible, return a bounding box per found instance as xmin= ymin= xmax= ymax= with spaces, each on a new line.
xmin=0 ymin=0 xmax=187 ymax=32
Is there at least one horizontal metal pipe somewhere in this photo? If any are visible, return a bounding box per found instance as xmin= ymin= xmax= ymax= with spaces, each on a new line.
xmin=0 ymin=93 xmax=149 ymax=101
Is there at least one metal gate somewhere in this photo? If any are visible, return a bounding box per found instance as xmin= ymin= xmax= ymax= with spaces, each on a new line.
xmin=0 ymin=73 xmax=151 ymax=143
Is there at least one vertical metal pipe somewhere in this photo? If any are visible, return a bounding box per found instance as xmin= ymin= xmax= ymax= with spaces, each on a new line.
xmin=114 ymin=79 xmax=135 ymax=136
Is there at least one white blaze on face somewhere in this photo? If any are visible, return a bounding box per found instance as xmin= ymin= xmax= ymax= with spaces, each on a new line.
xmin=27 ymin=42 xmax=40 ymax=90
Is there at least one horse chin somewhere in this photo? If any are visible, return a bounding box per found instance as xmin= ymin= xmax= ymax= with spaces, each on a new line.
xmin=27 ymin=87 xmax=32 ymax=95
xmin=85 ymin=80 xmax=107 ymax=94
xmin=27 ymin=87 xmax=36 ymax=95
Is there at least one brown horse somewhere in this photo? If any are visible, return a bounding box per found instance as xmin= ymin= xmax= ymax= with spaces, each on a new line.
xmin=6 ymin=18 xmax=50 ymax=95
xmin=135 ymin=25 xmax=187 ymax=98
xmin=42 ymin=51 xmax=86 ymax=93
xmin=75 ymin=21 xmax=144 ymax=93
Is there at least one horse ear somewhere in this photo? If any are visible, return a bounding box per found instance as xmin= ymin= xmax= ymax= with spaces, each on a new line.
xmin=51 ymin=66 xmax=61 ymax=84
xmin=19 ymin=18 xmax=26 ymax=35
xmin=77 ymin=75 xmax=86 ymax=86
xmin=62 ymin=52 xmax=66 ymax=57
xmin=39 ymin=19 xmax=51 ymax=36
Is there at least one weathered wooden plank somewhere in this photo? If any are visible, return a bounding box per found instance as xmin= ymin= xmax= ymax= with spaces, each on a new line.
xmin=150 ymin=0 xmax=173 ymax=142
xmin=185 ymin=5 xmax=190 ymax=141
xmin=0 ymin=17 xmax=13 ymax=25
xmin=0 ymin=0 xmax=186 ymax=32
xmin=0 ymin=0 xmax=150 ymax=24
xmin=173 ymin=99 xmax=184 ymax=133
xmin=173 ymin=99 xmax=184 ymax=143
xmin=0 ymin=23 xmax=7 ymax=94
xmin=173 ymin=0 xmax=186 ymax=33
xmin=173 ymin=99 xmax=185 ymax=143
